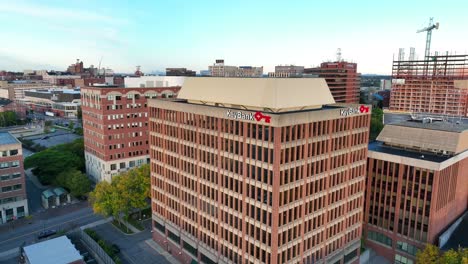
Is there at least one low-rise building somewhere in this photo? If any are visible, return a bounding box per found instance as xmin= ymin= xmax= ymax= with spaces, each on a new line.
xmin=22 ymin=236 xmax=85 ymax=264
xmin=209 ymin=59 xmax=263 ymax=77
xmin=124 ymin=76 xmax=186 ymax=88
xmin=166 ymin=68 xmax=196 ymax=76
xmin=364 ymin=120 xmax=468 ymax=263
xmin=21 ymin=88 xmax=81 ymax=118
xmin=0 ymin=132 xmax=28 ymax=224
xmin=268 ymin=65 xmax=304 ymax=78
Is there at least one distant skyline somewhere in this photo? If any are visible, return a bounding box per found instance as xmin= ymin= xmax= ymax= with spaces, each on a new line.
xmin=0 ymin=0 xmax=467 ymax=74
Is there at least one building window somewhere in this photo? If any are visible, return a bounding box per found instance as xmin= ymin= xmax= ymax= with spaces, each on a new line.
xmin=395 ymin=254 xmax=414 ymax=264
xmin=110 ymin=164 xmax=117 ymax=171
xmin=11 ymin=161 xmax=19 ymax=167
xmin=368 ymin=231 xmax=392 ymax=247
xmin=396 ymin=241 xmax=418 ymax=256
xmin=10 ymin=149 xmax=18 ymax=156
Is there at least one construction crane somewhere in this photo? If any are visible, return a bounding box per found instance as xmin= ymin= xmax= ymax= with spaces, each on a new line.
xmin=417 ymin=17 xmax=439 ymax=59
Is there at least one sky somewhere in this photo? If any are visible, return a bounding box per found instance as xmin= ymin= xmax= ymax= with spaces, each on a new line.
xmin=0 ymin=0 xmax=467 ymax=74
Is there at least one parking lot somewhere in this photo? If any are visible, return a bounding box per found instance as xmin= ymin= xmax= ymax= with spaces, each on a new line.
xmin=22 ymin=130 xmax=82 ymax=148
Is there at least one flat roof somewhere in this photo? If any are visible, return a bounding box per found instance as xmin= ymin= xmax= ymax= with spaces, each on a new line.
xmin=369 ymin=141 xmax=452 ymax=163
xmin=23 ymin=236 xmax=83 ymax=264
xmin=0 ymin=132 xmax=20 ymax=145
xmin=177 ymin=77 xmax=336 ymax=112
xmin=390 ymin=120 xmax=468 ymax=133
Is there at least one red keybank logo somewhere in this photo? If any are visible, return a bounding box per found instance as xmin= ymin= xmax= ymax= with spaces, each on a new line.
xmin=254 ymin=112 xmax=271 ymax=123
xmin=226 ymin=110 xmax=271 ymax=123
xmin=359 ymin=105 xmax=369 ymax=113
xmin=340 ymin=105 xmax=369 ymax=116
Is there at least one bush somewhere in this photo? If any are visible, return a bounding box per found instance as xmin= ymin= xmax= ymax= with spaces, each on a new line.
xmin=84 ymin=228 xmax=121 ymax=262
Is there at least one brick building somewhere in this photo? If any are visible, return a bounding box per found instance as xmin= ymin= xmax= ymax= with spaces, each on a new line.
xmin=149 ymin=78 xmax=371 ymax=264
xmin=364 ymin=120 xmax=468 ymax=263
xmin=304 ymin=62 xmax=360 ymax=104
xmin=0 ymin=132 xmax=28 ymax=224
xmin=81 ymin=85 xmax=181 ymax=182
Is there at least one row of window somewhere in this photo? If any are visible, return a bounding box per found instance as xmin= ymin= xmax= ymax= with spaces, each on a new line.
xmin=0 ymin=149 xmax=19 ymax=157
xmin=0 ymin=161 xmax=20 ymax=169
xmin=1 ymin=184 xmax=22 ymax=193
xmin=0 ymin=173 xmax=21 ymax=181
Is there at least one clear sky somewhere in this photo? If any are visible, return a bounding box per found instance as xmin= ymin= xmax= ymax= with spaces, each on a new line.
xmin=0 ymin=0 xmax=467 ymax=74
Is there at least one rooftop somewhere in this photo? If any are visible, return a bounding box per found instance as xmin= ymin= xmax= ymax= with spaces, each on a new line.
xmin=441 ymin=212 xmax=468 ymax=251
xmin=178 ymin=77 xmax=336 ymax=112
xmin=390 ymin=120 xmax=468 ymax=133
xmin=23 ymin=236 xmax=83 ymax=264
xmin=368 ymin=141 xmax=452 ymax=163
xmin=0 ymin=132 xmax=20 ymax=145
xmin=377 ymin=121 xmax=468 ymax=155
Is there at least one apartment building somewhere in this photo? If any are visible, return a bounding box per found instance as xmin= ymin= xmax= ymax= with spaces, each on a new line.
xmin=208 ymin=60 xmax=263 ymax=77
xmin=304 ymin=62 xmax=360 ymax=104
xmin=81 ymin=84 xmax=181 ymax=182
xmin=0 ymin=132 xmax=28 ymax=224
xmin=364 ymin=120 xmax=468 ymax=263
xmin=268 ymin=65 xmax=305 ymax=78
xmin=149 ymin=78 xmax=371 ymax=264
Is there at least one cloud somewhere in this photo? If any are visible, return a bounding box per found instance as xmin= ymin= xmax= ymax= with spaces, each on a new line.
xmin=0 ymin=2 xmax=128 ymax=26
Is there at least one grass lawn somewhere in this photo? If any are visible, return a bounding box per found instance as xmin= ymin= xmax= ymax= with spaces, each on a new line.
xmin=127 ymin=217 xmax=144 ymax=231
xmin=112 ymin=220 xmax=134 ymax=234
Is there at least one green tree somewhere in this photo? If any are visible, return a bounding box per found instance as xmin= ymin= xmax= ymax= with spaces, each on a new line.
xmin=63 ymin=169 xmax=91 ymax=197
xmin=89 ymin=181 xmax=114 ymax=218
xmin=442 ymin=249 xmax=461 ymax=264
xmin=369 ymin=108 xmax=384 ymax=141
xmin=68 ymin=121 xmax=75 ymax=130
xmin=24 ymin=138 xmax=85 ymax=184
xmin=90 ymin=164 xmax=151 ymax=231
xmin=416 ymin=244 xmax=440 ymax=264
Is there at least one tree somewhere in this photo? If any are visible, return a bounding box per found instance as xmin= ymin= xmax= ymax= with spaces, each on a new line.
xmin=54 ymin=169 xmax=91 ymax=197
xmin=25 ymin=150 xmax=82 ymax=184
xmin=90 ymin=164 xmax=151 ymax=230
xmin=68 ymin=121 xmax=75 ymax=130
xmin=89 ymin=181 xmax=114 ymax=218
xmin=369 ymin=108 xmax=384 ymax=141
xmin=24 ymin=138 xmax=85 ymax=184
xmin=416 ymin=244 xmax=468 ymax=264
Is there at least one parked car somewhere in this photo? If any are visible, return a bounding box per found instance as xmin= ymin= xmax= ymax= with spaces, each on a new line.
xmin=37 ymin=229 xmax=56 ymax=239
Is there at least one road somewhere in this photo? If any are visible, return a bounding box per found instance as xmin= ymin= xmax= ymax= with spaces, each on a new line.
xmin=0 ymin=205 xmax=102 ymax=254
xmin=92 ymin=220 xmax=171 ymax=264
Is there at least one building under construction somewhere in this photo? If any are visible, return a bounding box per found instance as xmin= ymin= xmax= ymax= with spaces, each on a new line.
xmin=390 ymin=53 xmax=468 ymax=117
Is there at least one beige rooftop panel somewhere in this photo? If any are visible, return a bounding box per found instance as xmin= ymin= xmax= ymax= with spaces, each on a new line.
xmin=177 ymin=77 xmax=335 ymax=110
xmin=377 ymin=124 xmax=468 ymax=154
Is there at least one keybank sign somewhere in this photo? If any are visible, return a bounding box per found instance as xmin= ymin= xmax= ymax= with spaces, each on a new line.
xmin=226 ymin=110 xmax=254 ymax=121
xmin=226 ymin=110 xmax=271 ymax=123
xmin=340 ymin=105 xmax=370 ymax=116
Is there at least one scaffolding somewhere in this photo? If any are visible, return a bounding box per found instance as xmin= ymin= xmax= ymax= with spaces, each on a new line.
xmin=390 ymin=53 xmax=468 ymax=117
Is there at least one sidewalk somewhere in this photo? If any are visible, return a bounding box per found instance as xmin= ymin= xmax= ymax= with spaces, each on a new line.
xmin=0 ymin=201 xmax=89 ymax=234
xmin=145 ymin=239 xmax=180 ymax=264
xmin=25 ymin=169 xmax=48 ymax=189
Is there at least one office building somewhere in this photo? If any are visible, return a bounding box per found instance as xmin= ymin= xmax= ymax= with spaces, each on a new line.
xmin=81 ymin=84 xmax=181 ymax=182
xmin=166 ymin=68 xmax=196 ymax=76
xmin=389 ymin=53 xmax=468 ymax=116
xmin=209 ymin=60 xmax=263 ymax=77
xmin=149 ymin=78 xmax=371 ymax=264
xmin=304 ymin=61 xmax=360 ymax=104
xmin=21 ymin=88 xmax=81 ymax=118
xmin=0 ymin=132 xmax=28 ymax=224
xmin=364 ymin=120 xmax=468 ymax=263
xmin=124 ymin=76 xmax=186 ymax=88
xmin=268 ymin=65 xmax=305 ymax=78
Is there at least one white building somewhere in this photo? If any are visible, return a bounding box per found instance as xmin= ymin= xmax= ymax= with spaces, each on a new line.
xmin=124 ymin=76 xmax=186 ymax=88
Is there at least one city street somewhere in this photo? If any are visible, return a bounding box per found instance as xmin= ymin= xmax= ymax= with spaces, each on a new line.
xmin=0 ymin=203 xmax=102 ymax=257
